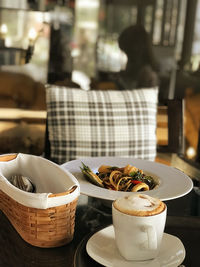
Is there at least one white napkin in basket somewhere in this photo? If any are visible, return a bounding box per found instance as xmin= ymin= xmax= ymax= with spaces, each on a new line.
xmin=0 ymin=153 xmax=80 ymax=209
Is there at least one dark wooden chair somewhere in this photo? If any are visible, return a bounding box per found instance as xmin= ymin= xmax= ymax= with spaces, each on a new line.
xmin=156 ymin=99 xmax=184 ymax=155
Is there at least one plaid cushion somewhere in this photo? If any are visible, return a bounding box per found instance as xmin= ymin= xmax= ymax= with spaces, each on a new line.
xmin=46 ymin=86 xmax=158 ymax=164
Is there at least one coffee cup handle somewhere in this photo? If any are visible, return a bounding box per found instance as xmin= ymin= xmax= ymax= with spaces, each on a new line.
xmin=142 ymin=225 xmax=157 ymax=250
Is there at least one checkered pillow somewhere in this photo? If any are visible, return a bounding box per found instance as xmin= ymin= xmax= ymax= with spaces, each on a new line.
xmin=46 ymin=86 xmax=158 ymax=164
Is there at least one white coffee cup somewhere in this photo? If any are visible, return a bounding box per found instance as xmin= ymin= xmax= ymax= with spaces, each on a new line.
xmin=112 ymin=194 xmax=167 ymax=261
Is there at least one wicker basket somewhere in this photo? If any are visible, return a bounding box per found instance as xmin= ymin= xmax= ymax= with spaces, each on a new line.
xmin=0 ymin=154 xmax=79 ymax=248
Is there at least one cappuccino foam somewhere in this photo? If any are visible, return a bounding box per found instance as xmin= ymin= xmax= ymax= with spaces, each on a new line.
xmin=113 ymin=194 xmax=165 ymax=216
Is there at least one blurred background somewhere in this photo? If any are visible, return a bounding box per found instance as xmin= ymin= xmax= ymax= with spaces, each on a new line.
xmin=0 ymin=0 xmax=200 ymax=163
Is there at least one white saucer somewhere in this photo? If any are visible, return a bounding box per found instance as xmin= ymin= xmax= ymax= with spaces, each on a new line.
xmin=86 ymin=225 xmax=185 ymax=267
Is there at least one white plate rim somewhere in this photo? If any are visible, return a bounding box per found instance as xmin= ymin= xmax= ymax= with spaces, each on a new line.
xmin=61 ymin=157 xmax=193 ymax=201
xmin=86 ymin=225 xmax=186 ymax=267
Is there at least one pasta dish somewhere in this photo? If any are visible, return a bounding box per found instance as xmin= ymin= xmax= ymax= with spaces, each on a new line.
xmin=80 ymin=163 xmax=157 ymax=192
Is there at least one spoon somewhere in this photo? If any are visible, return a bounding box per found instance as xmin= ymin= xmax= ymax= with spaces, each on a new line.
xmin=9 ymin=174 xmax=36 ymax=193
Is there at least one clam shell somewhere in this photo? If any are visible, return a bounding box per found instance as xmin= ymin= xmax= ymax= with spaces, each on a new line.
xmin=9 ymin=175 xmax=35 ymax=193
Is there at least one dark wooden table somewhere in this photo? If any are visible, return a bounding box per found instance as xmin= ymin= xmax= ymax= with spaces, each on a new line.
xmin=0 ymin=190 xmax=200 ymax=267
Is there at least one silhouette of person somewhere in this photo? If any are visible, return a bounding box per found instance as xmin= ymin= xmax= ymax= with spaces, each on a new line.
xmin=115 ymin=24 xmax=159 ymax=89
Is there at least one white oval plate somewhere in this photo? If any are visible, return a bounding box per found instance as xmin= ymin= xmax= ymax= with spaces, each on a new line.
xmin=86 ymin=225 xmax=185 ymax=267
xmin=61 ymin=157 xmax=193 ymax=201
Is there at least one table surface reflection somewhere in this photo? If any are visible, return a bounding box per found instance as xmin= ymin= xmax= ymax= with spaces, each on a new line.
xmin=0 ymin=190 xmax=200 ymax=267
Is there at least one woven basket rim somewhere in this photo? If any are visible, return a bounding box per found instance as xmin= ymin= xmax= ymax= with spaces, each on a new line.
xmin=0 ymin=153 xmax=80 ymax=209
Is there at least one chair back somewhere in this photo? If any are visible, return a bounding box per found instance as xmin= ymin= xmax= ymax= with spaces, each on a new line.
xmin=157 ymin=99 xmax=184 ymax=155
